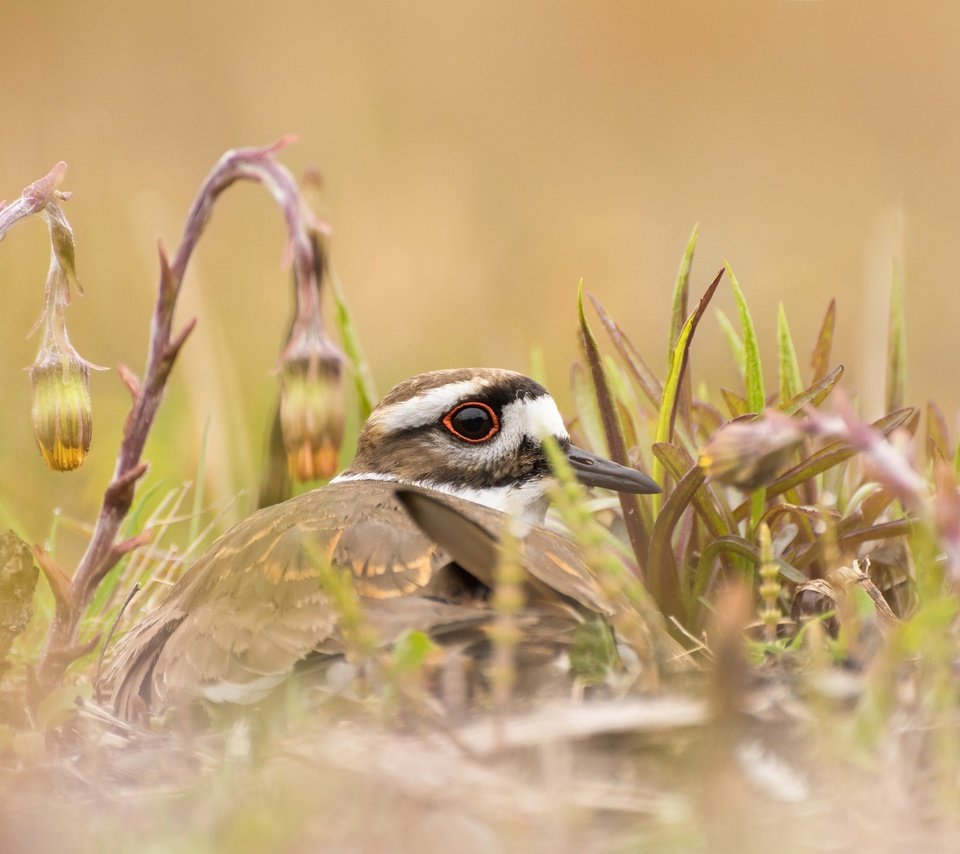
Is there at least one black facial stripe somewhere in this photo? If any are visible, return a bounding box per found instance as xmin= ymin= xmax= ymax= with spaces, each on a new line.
xmin=464 ymin=377 xmax=548 ymax=412
xmin=421 ymin=437 xmax=550 ymax=489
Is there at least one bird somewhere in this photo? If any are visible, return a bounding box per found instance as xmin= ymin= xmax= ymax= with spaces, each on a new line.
xmin=106 ymin=368 xmax=660 ymax=718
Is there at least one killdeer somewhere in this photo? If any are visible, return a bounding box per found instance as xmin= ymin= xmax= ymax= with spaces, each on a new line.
xmin=107 ymin=368 xmax=660 ymax=717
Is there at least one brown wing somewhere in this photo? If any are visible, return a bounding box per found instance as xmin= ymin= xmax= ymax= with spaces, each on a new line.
xmin=108 ymin=482 xmax=457 ymax=716
xmin=396 ymin=487 xmax=614 ymax=616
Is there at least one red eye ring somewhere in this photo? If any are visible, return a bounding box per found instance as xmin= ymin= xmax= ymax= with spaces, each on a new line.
xmin=442 ymin=401 xmax=500 ymax=443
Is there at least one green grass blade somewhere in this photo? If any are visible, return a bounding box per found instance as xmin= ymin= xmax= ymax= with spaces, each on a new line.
xmin=578 ymin=281 xmax=651 ymax=567
xmin=726 ymin=262 xmax=765 ymax=412
xmin=329 ymin=263 xmax=378 ymax=419
xmin=715 ymin=308 xmax=746 ymax=378
xmin=777 ymin=303 xmax=803 ymax=404
xmin=652 ymin=269 xmax=725 ymax=515
xmin=810 ymin=298 xmax=836 ymax=383
xmin=726 ymin=261 xmax=766 ymax=530
xmin=887 ymin=261 xmax=907 ymax=413
xmin=188 ymin=419 xmax=210 ymax=547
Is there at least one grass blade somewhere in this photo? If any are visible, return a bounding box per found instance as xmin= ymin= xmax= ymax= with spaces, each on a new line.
xmin=715 ymin=308 xmax=746 ymax=378
xmin=726 ymin=262 xmax=766 ymax=529
xmin=188 ymin=420 xmax=210 ymax=547
xmin=578 ymin=281 xmax=651 ymax=569
xmin=887 ymin=262 xmax=907 ymax=413
xmin=329 ymin=263 xmax=378 ymax=419
xmin=777 ymin=303 xmax=803 ymax=404
xmin=810 ymin=298 xmax=836 ymax=383
xmin=726 ymin=262 xmax=765 ymax=413
xmin=652 ymin=269 xmax=725 ymax=514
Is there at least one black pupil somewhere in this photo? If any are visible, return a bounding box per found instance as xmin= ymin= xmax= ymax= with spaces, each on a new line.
xmin=452 ymin=406 xmax=492 ymax=440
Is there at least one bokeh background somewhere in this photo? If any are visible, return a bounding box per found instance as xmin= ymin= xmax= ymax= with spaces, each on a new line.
xmin=2 ymin=1 xmax=959 ymax=553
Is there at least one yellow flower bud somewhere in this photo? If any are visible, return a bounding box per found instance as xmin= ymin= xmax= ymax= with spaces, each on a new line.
xmin=29 ymin=349 xmax=93 ymax=471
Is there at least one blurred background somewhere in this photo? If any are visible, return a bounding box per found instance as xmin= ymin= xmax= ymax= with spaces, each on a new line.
xmin=2 ymin=1 xmax=959 ymax=553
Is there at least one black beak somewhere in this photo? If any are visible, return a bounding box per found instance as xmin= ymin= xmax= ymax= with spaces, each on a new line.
xmin=564 ymin=444 xmax=661 ymax=494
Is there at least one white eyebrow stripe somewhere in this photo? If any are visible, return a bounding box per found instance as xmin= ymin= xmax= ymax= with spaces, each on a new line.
xmin=370 ymin=379 xmax=490 ymax=431
xmin=513 ymin=395 xmax=569 ymax=443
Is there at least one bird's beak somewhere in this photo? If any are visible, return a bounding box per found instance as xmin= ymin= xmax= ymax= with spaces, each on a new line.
xmin=564 ymin=444 xmax=661 ymax=494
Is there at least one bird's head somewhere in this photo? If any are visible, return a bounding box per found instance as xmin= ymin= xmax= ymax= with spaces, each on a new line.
xmin=334 ymin=368 xmax=659 ymax=523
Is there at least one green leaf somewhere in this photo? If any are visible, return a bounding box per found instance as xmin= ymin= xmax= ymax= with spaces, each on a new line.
xmin=715 ymin=308 xmax=746 ymax=378
xmin=391 ymin=629 xmax=438 ymax=674
xmin=668 ymin=224 xmax=699 ymax=358
xmin=720 ymin=388 xmax=750 ymax=419
xmin=329 ymin=264 xmax=377 ymax=419
xmin=887 ymin=262 xmax=907 ymax=413
xmin=777 ymin=364 xmax=844 ymax=415
xmin=652 ymin=269 xmax=725 ymax=514
xmin=777 ymin=303 xmax=803 ymax=404
xmin=810 ymin=299 xmax=836 ymax=383
xmin=726 ymin=262 xmax=765 ymax=413
xmin=646 ymin=463 xmax=700 ymax=622
xmin=188 ymin=419 xmax=210 ymax=547
xmin=726 ymin=262 xmax=766 ymax=530
xmin=578 ymin=281 xmax=650 ymax=566
xmin=669 ymin=225 xmax=699 ymax=424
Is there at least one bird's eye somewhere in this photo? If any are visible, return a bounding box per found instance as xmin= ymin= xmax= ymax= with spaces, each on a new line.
xmin=442 ymin=402 xmax=500 ymax=443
